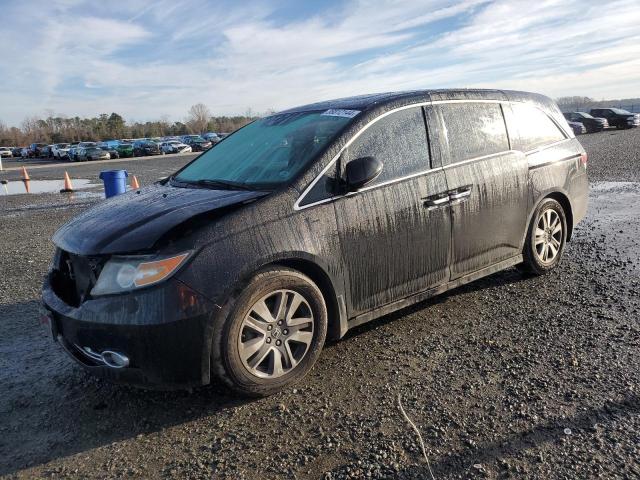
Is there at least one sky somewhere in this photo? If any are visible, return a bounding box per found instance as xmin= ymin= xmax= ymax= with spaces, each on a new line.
xmin=1 ymin=0 xmax=639 ymax=126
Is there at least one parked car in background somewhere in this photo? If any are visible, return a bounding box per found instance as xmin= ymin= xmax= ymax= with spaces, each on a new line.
xmin=42 ymin=89 xmax=588 ymax=395
xmin=133 ymin=140 xmax=162 ymax=157
xmin=589 ymin=108 xmax=640 ymax=129
xmin=160 ymin=140 xmax=192 ymax=154
xmin=27 ymin=143 xmax=48 ymax=157
xmin=77 ymin=147 xmax=110 ymax=162
xmin=97 ymin=143 xmax=120 ymax=159
xmin=115 ymin=142 xmax=134 ymax=158
xmin=45 ymin=145 xmax=57 ymax=158
xmin=567 ymin=121 xmax=586 ymax=135
xmin=21 ymin=147 xmax=29 ymax=158
xmin=202 ymin=132 xmax=221 ymax=144
xmin=0 ymin=147 xmax=13 ymax=157
xmin=11 ymin=146 xmax=24 ymax=157
xmin=70 ymin=142 xmax=97 ymax=161
xmin=563 ymin=112 xmax=608 ymax=133
xmin=102 ymin=140 xmax=121 ymax=148
xmin=67 ymin=144 xmax=78 ymax=162
xmin=181 ymin=135 xmax=212 ymax=152
xmin=52 ymin=143 xmax=71 ymax=160
xmin=218 ymin=132 xmax=229 ymax=139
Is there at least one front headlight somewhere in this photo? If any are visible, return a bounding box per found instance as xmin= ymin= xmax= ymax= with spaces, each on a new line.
xmin=91 ymin=252 xmax=191 ymax=296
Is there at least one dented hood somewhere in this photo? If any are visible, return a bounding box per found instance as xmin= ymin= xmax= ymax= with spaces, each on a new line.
xmin=53 ymin=183 xmax=268 ymax=255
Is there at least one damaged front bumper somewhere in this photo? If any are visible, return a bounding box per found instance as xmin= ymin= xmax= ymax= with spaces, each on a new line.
xmin=42 ymin=274 xmax=219 ymax=389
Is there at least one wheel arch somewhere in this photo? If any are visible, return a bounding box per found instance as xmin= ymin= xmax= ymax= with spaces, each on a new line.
xmin=544 ymin=191 xmax=574 ymax=241
xmin=268 ymin=257 xmax=346 ymax=341
xmin=523 ymin=190 xmax=574 ymax=248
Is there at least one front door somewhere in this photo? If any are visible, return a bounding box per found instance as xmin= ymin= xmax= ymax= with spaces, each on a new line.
xmin=332 ymin=106 xmax=451 ymax=317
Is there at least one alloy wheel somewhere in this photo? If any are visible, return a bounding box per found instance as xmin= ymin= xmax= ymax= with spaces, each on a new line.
xmin=238 ymin=289 xmax=314 ymax=379
xmin=534 ymin=208 xmax=563 ymax=264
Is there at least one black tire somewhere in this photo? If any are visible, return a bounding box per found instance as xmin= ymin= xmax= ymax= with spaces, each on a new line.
xmin=520 ymin=198 xmax=567 ymax=275
xmin=211 ymin=267 xmax=328 ymax=396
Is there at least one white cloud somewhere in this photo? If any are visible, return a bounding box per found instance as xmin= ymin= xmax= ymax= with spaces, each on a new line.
xmin=0 ymin=0 xmax=639 ymax=126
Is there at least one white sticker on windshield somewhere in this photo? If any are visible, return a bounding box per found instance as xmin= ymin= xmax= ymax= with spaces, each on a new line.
xmin=321 ymin=109 xmax=360 ymax=118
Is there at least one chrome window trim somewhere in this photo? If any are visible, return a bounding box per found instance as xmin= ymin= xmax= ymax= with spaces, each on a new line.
xmin=293 ymin=98 xmax=568 ymax=211
xmin=442 ymin=150 xmax=519 ymax=170
xmin=524 ymin=137 xmax=572 ymax=156
xmin=294 ymin=102 xmax=429 ymax=210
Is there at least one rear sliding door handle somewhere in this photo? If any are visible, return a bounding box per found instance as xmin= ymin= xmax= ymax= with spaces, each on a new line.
xmin=449 ymin=190 xmax=471 ymax=200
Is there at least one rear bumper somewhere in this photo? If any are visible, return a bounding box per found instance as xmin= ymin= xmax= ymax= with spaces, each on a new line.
xmin=42 ymin=274 xmax=219 ymax=389
xmin=571 ymin=172 xmax=589 ymax=228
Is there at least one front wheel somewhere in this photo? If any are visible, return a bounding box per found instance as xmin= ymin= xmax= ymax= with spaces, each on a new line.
xmin=211 ymin=267 xmax=328 ymax=396
xmin=520 ymin=198 xmax=567 ymax=275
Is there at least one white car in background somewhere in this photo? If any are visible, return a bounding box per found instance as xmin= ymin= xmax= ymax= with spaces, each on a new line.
xmin=0 ymin=147 xmax=13 ymax=157
xmin=160 ymin=140 xmax=192 ymax=154
xmin=51 ymin=143 xmax=71 ymax=160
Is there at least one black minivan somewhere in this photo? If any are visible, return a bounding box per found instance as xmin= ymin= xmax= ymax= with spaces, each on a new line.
xmin=42 ymin=89 xmax=588 ymax=395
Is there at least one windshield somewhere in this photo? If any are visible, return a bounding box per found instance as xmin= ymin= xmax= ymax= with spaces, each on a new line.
xmin=174 ymin=111 xmax=355 ymax=189
xmin=610 ymin=108 xmax=632 ymax=115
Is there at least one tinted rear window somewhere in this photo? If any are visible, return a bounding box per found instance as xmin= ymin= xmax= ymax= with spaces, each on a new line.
xmin=511 ymin=103 xmax=566 ymax=152
xmin=438 ymin=103 xmax=509 ymax=163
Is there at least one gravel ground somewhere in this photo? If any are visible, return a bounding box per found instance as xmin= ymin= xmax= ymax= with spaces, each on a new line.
xmin=1 ymin=129 xmax=639 ymax=479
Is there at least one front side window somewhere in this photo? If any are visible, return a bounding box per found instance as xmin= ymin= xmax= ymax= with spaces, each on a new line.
xmin=343 ymin=106 xmax=430 ymax=185
xmin=510 ymin=103 xmax=566 ymax=152
xmin=299 ymin=106 xmax=429 ymax=207
xmin=175 ymin=111 xmax=355 ymax=190
xmin=437 ymin=102 xmax=509 ymax=163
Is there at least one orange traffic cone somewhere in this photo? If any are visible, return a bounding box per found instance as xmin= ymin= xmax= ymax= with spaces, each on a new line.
xmin=131 ymin=175 xmax=140 ymax=189
xmin=60 ymin=171 xmax=74 ymax=193
xmin=21 ymin=166 xmax=30 ymax=180
xmin=23 ymin=179 xmax=31 ymax=193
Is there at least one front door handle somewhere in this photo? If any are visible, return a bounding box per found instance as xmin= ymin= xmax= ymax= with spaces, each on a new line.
xmin=422 ymin=193 xmax=449 ymax=209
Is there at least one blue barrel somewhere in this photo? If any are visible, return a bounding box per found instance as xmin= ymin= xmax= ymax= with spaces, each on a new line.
xmin=99 ymin=170 xmax=128 ymax=198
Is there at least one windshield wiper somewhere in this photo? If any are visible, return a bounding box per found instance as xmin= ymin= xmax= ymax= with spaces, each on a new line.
xmin=182 ymin=179 xmax=255 ymax=191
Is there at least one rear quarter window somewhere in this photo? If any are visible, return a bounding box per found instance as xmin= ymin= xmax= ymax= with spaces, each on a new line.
xmin=437 ymin=102 xmax=509 ymax=163
xmin=511 ymin=103 xmax=567 ymax=152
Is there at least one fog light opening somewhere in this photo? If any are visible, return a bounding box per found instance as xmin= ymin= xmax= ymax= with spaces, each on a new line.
xmin=101 ymin=351 xmax=130 ymax=369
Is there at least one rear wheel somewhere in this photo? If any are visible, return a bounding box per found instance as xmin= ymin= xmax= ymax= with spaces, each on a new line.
xmin=211 ymin=267 xmax=327 ymax=396
xmin=520 ymin=198 xmax=567 ymax=275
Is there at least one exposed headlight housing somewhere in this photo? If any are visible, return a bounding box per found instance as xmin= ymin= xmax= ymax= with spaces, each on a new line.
xmin=91 ymin=252 xmax=191 ymax=296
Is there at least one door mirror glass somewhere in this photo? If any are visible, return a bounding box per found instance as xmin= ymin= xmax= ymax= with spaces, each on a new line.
xmin=345 ymin=156 xmax=383 ymax=190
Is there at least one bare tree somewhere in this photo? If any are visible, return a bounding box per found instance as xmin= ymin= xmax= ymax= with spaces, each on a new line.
xmin=186 ymin=103 xmax=211 ymax=134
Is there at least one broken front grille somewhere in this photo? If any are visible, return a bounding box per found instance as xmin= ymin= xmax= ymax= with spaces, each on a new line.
xmin=51 ymin=249 xmax=107 ymax=307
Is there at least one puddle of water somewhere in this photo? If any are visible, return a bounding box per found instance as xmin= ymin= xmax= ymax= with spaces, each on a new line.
xmin=0 ymin=179 xmax=99 ymax=195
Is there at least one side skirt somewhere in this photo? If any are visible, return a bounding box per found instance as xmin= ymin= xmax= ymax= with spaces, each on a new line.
xmin=346 ymin=254 xmax=523 ymax=331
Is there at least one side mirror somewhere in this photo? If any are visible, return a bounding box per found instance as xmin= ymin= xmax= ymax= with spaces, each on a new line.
xmin=344 ymin=156 xmax=383 ymax=190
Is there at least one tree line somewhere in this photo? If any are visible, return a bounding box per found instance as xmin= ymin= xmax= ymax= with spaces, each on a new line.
xmin=0 ymin=103 xmax=260 ymax=146
xmin=555 ymin=96 xmax=640 ymax=113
